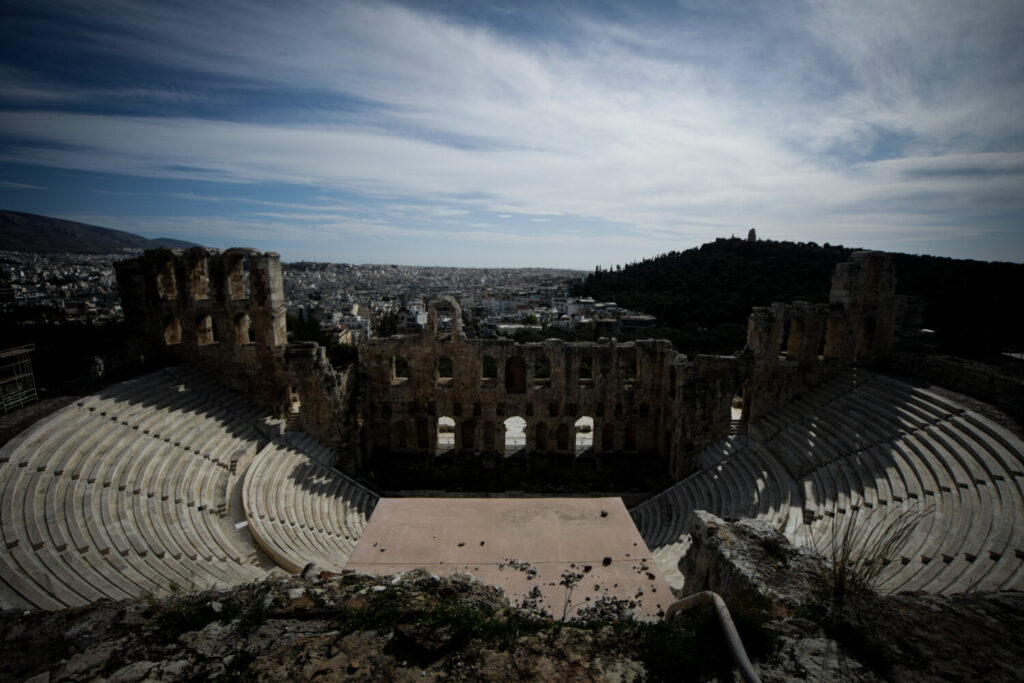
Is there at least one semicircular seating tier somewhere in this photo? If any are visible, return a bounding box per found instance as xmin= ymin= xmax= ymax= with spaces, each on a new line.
xmin=0 ymin=367 xmax=378 ymax=610
xmin=631 ymin=369 xmax=1024 ymax=595
xmin=243 ymin=433 xmax=377 ymax=574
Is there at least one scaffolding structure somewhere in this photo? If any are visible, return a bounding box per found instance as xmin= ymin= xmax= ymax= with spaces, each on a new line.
xmin=0 ymin=345 xmax=38 ymax=415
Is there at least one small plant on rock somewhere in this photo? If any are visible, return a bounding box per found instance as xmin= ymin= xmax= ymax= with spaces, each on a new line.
xmin=810 ymin=503 xmax=929 ymax=613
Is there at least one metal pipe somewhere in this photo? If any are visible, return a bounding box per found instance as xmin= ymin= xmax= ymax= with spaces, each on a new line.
xmin=663 ymin=591 xmax=761 ymax=683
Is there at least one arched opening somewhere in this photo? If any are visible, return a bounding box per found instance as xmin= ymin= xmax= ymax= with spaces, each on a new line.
xmin=574 ymin=416 xmax=594 ymax=456
xmin=505 ymin=356 xmax=526 ymax=394
xmin=157 ymin=259 xmax=177 ymax=300
xmin=534 ymin=356 xmax=550 ymax=387
xmin=461 ymin=420 xmax=476 ymax=452
xmin=481 ymin=355 xmax=497 ymax=387
xmin=534 ymin=423 xmax=548 ymax=452
xmin=556 ymin=423 xmax=570 ymax=451
xmin=415 ymin=418 xmax=429 ymax=450
xmin=731 ymin=391 xmax=744 ymax=422
xmin=188 ymin=253 xmax=209 ymax=300
xmin=619 ymin=354 xmax=637 ymax=386
xmin=284 ymin=385 xmax=301 ymax=414
xmin=234 ymin=313 xmax=255 ymax=344
xmin=625 ymin=423 xmax=637 ymax=451
xmin=578 ymin=356 xmax=593 ymax=386
xmin=163 ymin=316 xmax=182 ymax=345
xmin=855 ymin=318 xmax=877 ymax=361
xmin=823 ymin=316 xmax=846 ymax=359
xmin=196 ymin=314 xmax=217 ymax=345
xmin=482 ymin=421 xmax=496 ymax=452
xmin=786 ymin=316 xmax=805 ymax=359
xmin=437 ymin=416 xmax=455 ymax=455
xmin=227 ymin=256 xmax=250 ymax=300
xmin=602 ymin=423 xmax=614 ymax=451
xmin=392 ymin=355 xmax=409 ymax=385
xmin=432 ymin=302 xmax=456 ymax=338
xmin=395 ymin=421 xmax=408 ymax=450
xmin=504 ymin=416 xmax=526 ymax=457
xmin=437 ymin=355 xmax=453 ymax=387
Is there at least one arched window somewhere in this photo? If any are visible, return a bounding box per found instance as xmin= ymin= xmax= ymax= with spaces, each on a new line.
xmin=461 ymin=420 xmax=476 ymax=452
xmin=188 ymin=253 xmax=209 ymax=300
xmin=578 ymin=356 xmax=593 ymax=386
xmin=534 ymin=423 xmax=548 ymax=452
xmin=504 ymin=416 xmax=526 ymax=457
xmin=602 ymin=424 xmax=614 ymax=451
xmin=392 ymin=355 xmax=409 ymax=384
xmin=416 ymin=418 xmax=429 ymax=450
xmin=234 ymin=313 xmax=254 ymax=344
xmin=157 ymin=259 xmax=177 ymax=300
xmin=437 ymin=416 xmax=455 ymax=454
xmin=505 ymin=356 xmax=526 ymax=394
xmin=227 ymin=256 xmax=250 ymax=300
xmin=437 ymin=356 xmax=453 ymax=387
xmin=574 ymin=416 xmax=594 ymax=456
xmin=483 ymin=421 xmax=496 ymax=452
xmin=196 ymin=314 xmax=216 ymax=345
xmin=534 ymin=356 xmax=550 ymax=387
xmin=620 ymin=354 xmax=637 ymax=386
xmin=163 ymin=316 xmax=182 ymax=345
xmin=395 ymin=421 xmax=408 ymax=450
xmin=556 ymin=423 xmax=570 ymax=451
xmin=481 ymin=355 xmax=497 ymax=387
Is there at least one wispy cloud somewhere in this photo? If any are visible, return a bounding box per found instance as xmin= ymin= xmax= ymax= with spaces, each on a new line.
xmin=1 ymin=0 xmax=1022 ymax=264
xmin=0 ymin=180 xmax=45 ymax=190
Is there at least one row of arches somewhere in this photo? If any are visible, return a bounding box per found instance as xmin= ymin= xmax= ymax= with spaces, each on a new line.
xmin=156 ymin=254 xmax=252 ymax=303
xmin=391 ymin=353 xmax=645 ymax=392
xmin=163 ymin=313 xmax=255 ymax=346
xmin=384 ymin=415 xmax=659 ymax=457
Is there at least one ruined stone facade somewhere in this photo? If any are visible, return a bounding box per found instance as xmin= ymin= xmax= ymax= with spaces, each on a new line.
xmin=358 ymin=297 xmax=678 ymax=488
xmin=115 ymin=248 xmax=356 ymax=465
xmin=116 ymin=249 xmax=912 ymax=488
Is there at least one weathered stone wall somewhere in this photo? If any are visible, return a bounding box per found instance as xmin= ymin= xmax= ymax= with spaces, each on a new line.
xmin=358 ymin=298 xmax=679 ymax=488
xmin=741 ymin=251 xmax=912 ymax=422
xmin=115 ymin=248 xmax=355 ymax=467
xmin=115 ymin=248 xmax=913 ymax=487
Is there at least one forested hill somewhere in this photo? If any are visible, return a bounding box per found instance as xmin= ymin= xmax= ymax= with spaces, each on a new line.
xmin=573 ymin=237 xmax=1024 ymax=359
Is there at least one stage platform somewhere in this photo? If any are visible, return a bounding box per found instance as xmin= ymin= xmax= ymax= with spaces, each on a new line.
xmin=344 ymin=497 xmax=672 ymax=620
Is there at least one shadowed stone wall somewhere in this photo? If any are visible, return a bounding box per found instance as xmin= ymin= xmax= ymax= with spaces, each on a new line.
xmin=116 ymin=249 xmax=913 ymax=487
xmin=115 ymin=248 xmax=356 ymax=468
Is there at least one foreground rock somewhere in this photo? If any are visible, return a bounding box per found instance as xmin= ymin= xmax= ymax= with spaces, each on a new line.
xmin=0 ymin=569 xmax=730 ymax=682
xmin=679 ymin=511 xmax=1024 ymax=682
xmin=4 ymin=517 xmax=1023 ymax=682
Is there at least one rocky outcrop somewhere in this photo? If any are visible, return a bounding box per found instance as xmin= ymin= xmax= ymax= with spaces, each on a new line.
xmin=677 ymin=511 xmax=1024 ymax=682
xmin=678 ymin=510 xmax=820 ymax=610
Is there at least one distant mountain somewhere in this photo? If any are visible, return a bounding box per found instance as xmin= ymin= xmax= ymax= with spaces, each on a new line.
xmin=0 ymin=210 xmax=201 ymax=253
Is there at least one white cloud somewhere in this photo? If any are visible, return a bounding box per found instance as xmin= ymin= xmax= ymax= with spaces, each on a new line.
xmin=2 ymin=0 xmax=1023 ymax=261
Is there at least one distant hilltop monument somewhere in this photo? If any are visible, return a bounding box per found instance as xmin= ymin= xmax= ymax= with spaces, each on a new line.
xmin=747 ymin=228 xmax=757 ymax=242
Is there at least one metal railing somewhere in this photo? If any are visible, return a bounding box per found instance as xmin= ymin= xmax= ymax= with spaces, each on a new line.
xmin=664 ymin=591 xmax=761 ymax=683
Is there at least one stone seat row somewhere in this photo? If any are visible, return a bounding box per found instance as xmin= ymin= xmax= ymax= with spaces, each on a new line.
xmin=242 ymin=439 xmax=379 ymax=575
xmin=798 ymin=423 xmax=1024 ymax=593
xmin=631 ymin=439 xmax=799 ymax=587
xmin=762 ymin=375 xmax=1024 ymax=594
xmin=634 ymin=370 xmax=1024 ymax=596
xmin=0 ymin=369 xmax=277 ymax=610
xmin=77 ymin=366 xmax=265 ymax=467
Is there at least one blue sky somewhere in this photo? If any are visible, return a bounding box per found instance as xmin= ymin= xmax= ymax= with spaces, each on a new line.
xmin=1 ymin=0 xmax=1022 ymax=267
